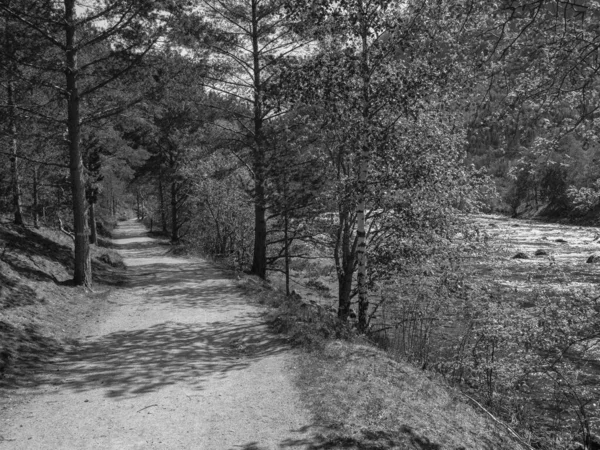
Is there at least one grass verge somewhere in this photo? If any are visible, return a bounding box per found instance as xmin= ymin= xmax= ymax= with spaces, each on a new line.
xmin=238 ymin=274 xmax=522 ymax=450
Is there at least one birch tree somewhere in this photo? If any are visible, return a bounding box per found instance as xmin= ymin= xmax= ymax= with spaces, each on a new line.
xmin=282 ymin=0 xmax=484 ymax=329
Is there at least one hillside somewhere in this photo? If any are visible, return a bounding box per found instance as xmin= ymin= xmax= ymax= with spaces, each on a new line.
xmin=0 ymin=220 xmax=124 ymax=384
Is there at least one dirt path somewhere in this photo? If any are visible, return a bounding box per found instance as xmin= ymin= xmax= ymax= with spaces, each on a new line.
xmin=1 ymin=220 xmax=312 ymax=449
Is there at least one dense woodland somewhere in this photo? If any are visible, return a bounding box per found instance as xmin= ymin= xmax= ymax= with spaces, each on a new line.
xmin=2 ymin=0 xmax=600 ymax=448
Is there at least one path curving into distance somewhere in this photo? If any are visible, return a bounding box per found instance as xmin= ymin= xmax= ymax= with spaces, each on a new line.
xmin=1 ymin=219 xmax=311 ymax=449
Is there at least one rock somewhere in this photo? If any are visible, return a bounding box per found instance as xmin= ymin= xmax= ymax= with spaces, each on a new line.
xmin=99 ymin=253 xmax=121 ymax=267
xmin=587 ymin=254 xmax=600 ymax=264
xmin=555 ymin=238 xmax=568 ymax=244
xmin=512 ymin=252 xmax=530 ymax=259
xmin=534 ymin=249 xmax=548 ymax=256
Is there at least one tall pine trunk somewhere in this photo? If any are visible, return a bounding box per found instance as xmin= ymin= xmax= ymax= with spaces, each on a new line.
xmin=65 ymin=0 xmax=91 ymax=287
xmin=283 ymin=176 xmax=290 ymax=296
xmin=171 ymin=181 xmax=178 ymax=242
xmin=249 ymin=0 xmax=268 ymax=279
xmin=252 ymin=178 xmax=267 ymax=278
xmin=136 ymin=189 xmax=141 ymax=219
xmin=5 ymin=18 xmax=23 ymax=226
xmin=33 ymin=166 xmax=39 ymax=228
xmin=158 ymin=172 xmax=167 ymax=233
xmin=89 ymin=201 xmax=97 ymax=244
xmin=8 ymin=80 xmax=23 ymax=226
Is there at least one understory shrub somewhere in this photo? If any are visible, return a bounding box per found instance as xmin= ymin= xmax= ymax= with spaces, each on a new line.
xmin=370 ymin=270 xmax=600 ymax=449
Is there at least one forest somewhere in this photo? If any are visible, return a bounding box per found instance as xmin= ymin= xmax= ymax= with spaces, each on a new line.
xmin=1 ymin=0 xmax=600 ymax=448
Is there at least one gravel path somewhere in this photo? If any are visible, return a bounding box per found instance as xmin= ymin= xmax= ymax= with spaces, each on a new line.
xmin=1 ymin=220 xmax=311 ymax=449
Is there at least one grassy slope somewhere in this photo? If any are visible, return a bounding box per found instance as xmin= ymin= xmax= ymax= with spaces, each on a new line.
xmin=238 ymin=277 xmax=519 ymax=450
xmin=0 ymin=220 xmax=125 ymax=386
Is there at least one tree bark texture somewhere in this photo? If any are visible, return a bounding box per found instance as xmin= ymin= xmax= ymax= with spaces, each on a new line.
xmin=89 ymin=201 xmax=97 ymax=244
xmin=335 ymin=206 xmax=356 ymax=320
xmin=171 ymin=181 xmax=179 ymax=242
xmin=158 ymin=173 xmax=167 ymax=233
xmin=65 ymin=0 xmax=92 ymax=287
xmin=355 ymin=4 xmax=370 ymax=331
xmin=284 ymin=189 xmax=290 ymax=296
xmin=33 ymin=166 xmax=39 ymax=228
xmin=5 ymin=18 xmax=23 ymax=226
xmin=249 ymin=0 xmax=268 ymax=279
xmin=251 ymin=181 xmax=267 ymax=278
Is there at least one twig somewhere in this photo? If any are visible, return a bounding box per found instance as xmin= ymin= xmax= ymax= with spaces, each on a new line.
xmin=462 ymin=394 xmax=534 ymax=450
xmin=136 ymin=404 xmax=158 ymax=413
xmin=57 ymin=217 xmax=75 ymax=241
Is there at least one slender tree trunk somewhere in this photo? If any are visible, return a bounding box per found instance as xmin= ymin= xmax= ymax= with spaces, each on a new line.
xmin=252 ymin=180 xmax=267 ymax=278
xmin=8 ymin=109 xmax=23 ymax=226
xmin=171 ymin=181 xmax=178 ymax=242
xmin=335 ymin=207 xmax=355 ymax=320
xmin=136 ymin=189 xmax=141 ymax=219
xmin=5 ymin=19 xmax=23 ymax=226
xmin=283 ymin=170 xmax=291 ymax=295
xmin=355 ymin=7 xmax=370 ymax=331
xmin=250 ymin=0 xmax=267 ymax=279
xmin=89 ymin=201 xmax=97 ymax=244
xmin=158 ymin=172 xmax=167 ymax=233
xmin=355 ymin=148 xmax=368 ymax=329
xmin=33 ymin=166 xmax=39 ymax=228
xmin=284 ymin=206 xmax=290 ymax=297
xmin=65 ymin=0 xmax=91 ymax=287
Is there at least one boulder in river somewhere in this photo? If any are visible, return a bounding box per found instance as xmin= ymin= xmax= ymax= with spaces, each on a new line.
xmin=513 ymin=252 xmax=530 ymax=260
xmin=535 ymin=249 xmax=549 ymax=256
xmin=587 ymin=254 xmax=600 ymax=264
xmin=555 ymin=238 xmax=568 ymax=244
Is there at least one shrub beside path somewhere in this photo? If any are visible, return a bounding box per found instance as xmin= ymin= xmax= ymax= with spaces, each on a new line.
xmin=1 ymin=220 xmax=311 ymax=449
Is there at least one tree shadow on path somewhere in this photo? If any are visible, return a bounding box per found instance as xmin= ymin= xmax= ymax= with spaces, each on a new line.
xmin=236 ymin=425 xmax=446 ymax=450
xmin=48 ymin=318 xmax=287 ymax=398
xmin=12 ymin=221 xmax=288 ymax=398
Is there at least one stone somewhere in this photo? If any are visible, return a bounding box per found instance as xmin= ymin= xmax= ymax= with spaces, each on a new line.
xmin=512 ymin=252 xmax=530 ymax=259
xmin=534 ymin=249 xmax=548 ymax=256
xmin=587 ymin=254 xmax=600 ymax=264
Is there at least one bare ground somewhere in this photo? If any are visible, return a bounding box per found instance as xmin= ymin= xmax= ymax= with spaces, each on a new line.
xmin=0 ymin=220 xmax=312 ymax=449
